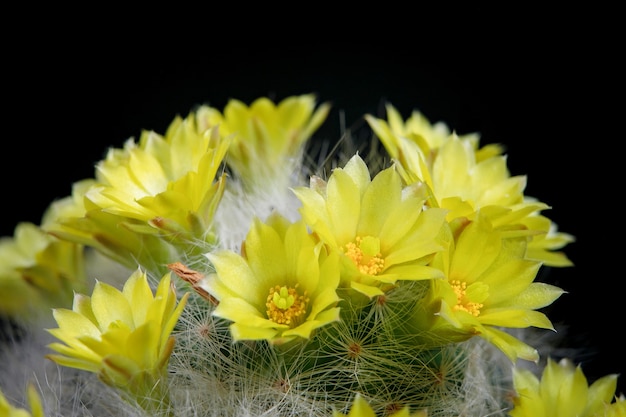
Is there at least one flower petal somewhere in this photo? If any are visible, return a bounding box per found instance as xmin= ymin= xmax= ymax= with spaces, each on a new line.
xmin=91 ymin=280 xmax=133 ymax=330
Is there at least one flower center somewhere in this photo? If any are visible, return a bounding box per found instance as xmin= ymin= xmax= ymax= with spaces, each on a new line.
xmin=266 ymin=285 xmax=308 ymax=326
xmin=450 ymin=280 xmax=483 ymax=317
xmin=343 ymin=236 xmax=385 ymax=275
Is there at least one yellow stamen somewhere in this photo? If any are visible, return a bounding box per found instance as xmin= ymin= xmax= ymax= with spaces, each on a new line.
xmin=343 ymin=236 xmax=385 ymax=275
xmin=450 ymin=280 xmax=483 ymax=317
xmin=266 ymin=285 xmax=308 ymax=326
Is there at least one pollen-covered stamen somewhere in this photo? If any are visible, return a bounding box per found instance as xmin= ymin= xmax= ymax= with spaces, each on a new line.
xmin=266 ymin=285 xmax=308 ymax=326
xmin=343 ymin=236 xmax=385 ymax=275
xmin=450 ymin=279 xmax=483 ymax=316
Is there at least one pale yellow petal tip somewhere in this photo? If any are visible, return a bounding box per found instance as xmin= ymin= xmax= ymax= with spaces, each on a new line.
xmin=334 ymin=394 xmax=428 ymax=417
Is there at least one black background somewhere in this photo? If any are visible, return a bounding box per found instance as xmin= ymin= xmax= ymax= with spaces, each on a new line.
xmin=3 ymin=29 xmax=623 ymax=398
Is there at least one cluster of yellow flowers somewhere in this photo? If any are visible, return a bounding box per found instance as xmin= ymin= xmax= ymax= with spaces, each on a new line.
xmin=0 ymin=94 xmax=623 ymax=416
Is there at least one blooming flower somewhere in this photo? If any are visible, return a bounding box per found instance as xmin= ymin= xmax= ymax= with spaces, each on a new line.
xmin=42 ymin=110 xmax=230 ymax=273
xmin=333 ymin=393 xmax=427 ymax=417
xmin=42 ymin=178 xmax=171 ymax=272
xmin=46 ymin=268 xmax=188 ymax=412
xmin=0 ymin=93 xmax=600 ymax=417
xmin=406 ymin=214 xmax=565 ymax=362
xmin=87 ymin=115 xmax=230 ymax=238
xmin=509 ymin=357 xmax=625 ymax=417
xmin=366 ymin=105 xmax=574 ymax=267
xmin=195 ymin=94 xmax=331 ymax=190
xmin=203 ymin=212 xmax=341 ymax=345
xmin=0 ymin=383 xmax=44 ymax=417
xmin=292 ymin=153 xmax=448 ymax=298
xmin=0 ymin=221 xmax=86 ymax=320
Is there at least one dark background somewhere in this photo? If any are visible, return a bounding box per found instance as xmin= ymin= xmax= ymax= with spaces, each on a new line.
xmin=4 ymin=34 xmax=623 ymax=397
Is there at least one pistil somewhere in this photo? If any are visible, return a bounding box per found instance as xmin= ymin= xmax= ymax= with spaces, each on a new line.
xmin=266 ymin=285 xmax=308 ymax=326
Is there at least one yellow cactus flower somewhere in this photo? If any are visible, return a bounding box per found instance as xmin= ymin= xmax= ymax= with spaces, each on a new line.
xmin=0 ymin=221 xmax=86 ymax=320
xmin=509 ymin=358 xmax=625 ymax=417
xmin=292 ymin=153 xmax=447 ymax=298
xmin=42 ymin=110 xmax=231 ymax=273
xmin=203 ymin=212 xmax=341 ymax=345
xmin=366 ymin=105 xmax=574 ymax=268
xmin=333 ymin=393 xmax=427 ymax=417
xmin=0 ymin=383 xmax=44 ymax=417
xmin=42 ymin=178 xmax=176 ymax=274
xmin=370 ymin=103 xmax=490 ymax=163
xmin=407 ymin=214 xmax=565 ymax=362
xmin=195 ymin=94 xmax=331 ymax=189
xmin=87 ymin=116 xmax=230 ymax=239
xmin=46 ymin=268 xmax=188 ymax=412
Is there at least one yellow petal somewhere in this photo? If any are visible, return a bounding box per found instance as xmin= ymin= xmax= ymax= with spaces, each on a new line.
xmin=91 ymin=280 xmax=133 ymax=330
xmin=206 ymin=251 xmax=260 ymax=303
xmin=587 ymin=373 xmax=619 ymax=412
xmin=245 ymin=219 xmax=289 ymax=287
xmin=50 ymin=308 xmax=100 ymax=339
xmin=358 ymin=166 xmax=402 ymax=236
xmin=327 ymin=168 xmax=361 ymax=244
xmin=480 ymin=326 xmax=539 ymax=363
xmin=230 ymin=323 xmax=279 ymax=341
xmin=506 ymin=283 xmax=566 ymax=310
xmin=122 ymin=269 xmax=154 ymax=325
xmin=478 ymin=309 xmax=554 ymax=330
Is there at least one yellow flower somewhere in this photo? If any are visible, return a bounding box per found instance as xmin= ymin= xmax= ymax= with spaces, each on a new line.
xmin=509 ymin=358 xmax=625 ymax=417
xmin=333 ymin=393 xmax=427 ymax=417
xmin=0 ymin=221 xmax=86 ymax=320
xmin=42 ymin=110 xmax=230 ymax=273
xmin=0 ymin=383 xmax=44 ymax=417
xmin=87 ymin=114 xmax=230 ymax=238
xmin=42 ymin=178 xmax=176 ymax=274
xmin=196 ymin=94 xmax=331 ymax=189
xmin=46 ymin=268 xmax=188 ymax=410
xmin=366 ymin=105 xmax=574 ymax=268
xmin=368 ymin=103 xmax=489 ymax=162
xmin=292 ymin=153 xmax=447 ymax=298
xmin=407 ymin=214 xmax=565 ymax=362
xmin=203 ymin=212 xmax=341 ymax=345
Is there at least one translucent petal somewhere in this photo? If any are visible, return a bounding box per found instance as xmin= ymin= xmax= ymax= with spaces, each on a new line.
xmin=342 ymin=154 xmax=371 ymax=194
xmin=478 ymin=309 xmax=554 ymax=330
xmin=307 ymin=287 xmax=340 ymax=319
xmin=245 ymin=219 xmax=289 ymax=287
xmin=282 ymin=307 xmax=340 ymax=339
xmin=506 ymin=283 xmax=566 ymax=310
xmin=91 ymin=280 xmax=133 ymax=330
xmin=45 ymin=353 xmax=100 ymax=373
xmin=358 ymin=167 xmax=402 ymax=236
xmin=480 ymin=326 xmax=539 ymax=363
xmin=122 ymin=269 xmax=153 ymax=326
xmin=213 ymin=297 xmax=281 ymax=329
xmin=292 ymin=186 xmax=337 ymax=247
xmin=206 ymin=251 xmax=261 ymax=303
xmin=377 ymin=197 xmax=423 ymax=251
xmin=230 ymin=323 xmax=279 ymax=341
xmin=327 ymin=169 xmax=361 ymax=244
xmin=126 ymin=323 xmax=159 ymax=369
xmin=482 ymin=260 xmax=542 ymax=305
xmin=50 ymin=308 xmax=100 ymax=339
